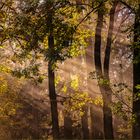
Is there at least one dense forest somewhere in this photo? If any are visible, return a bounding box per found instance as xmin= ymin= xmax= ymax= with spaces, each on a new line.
xmin=0 ymin=0 xmax=140 ymax=139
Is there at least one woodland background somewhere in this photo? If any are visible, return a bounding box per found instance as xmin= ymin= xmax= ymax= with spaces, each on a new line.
xmin=0 ymin=0 xmax=140 ymax=139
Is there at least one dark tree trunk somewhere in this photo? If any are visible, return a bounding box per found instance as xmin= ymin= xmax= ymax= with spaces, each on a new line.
xmin=94 ymin=9 xmax=106 ymax=139
xmin=102 ymin=90 xmax=114 ymax=139
xmin=64 ymin=112 xmax=73 ymax=139
xmin=90 ymin=106 xmax=103 ymax=139
xmin=94 ymin=11 xmax=103 ymax=78
xmin=48 ymin=61 xmax=59 ymax=139
xmin=48 ymin=10 xmax=59 ymax=139
xmin=103 ymin=2 xmax=118 ymax=139
xmin=32 ymin=109 xmax=40 ymax=139
xmin=132 ymin=4 xmax=140 ymax=139
xmin=64 ymin=70 xmax=73 ymax=139
xmin=94 ymin=2 xmax=117 ymax=138
xmin=104 ymin=1 xmax=118 ymax=77
xmin=81 ymin=105 xmax=89 ymax=139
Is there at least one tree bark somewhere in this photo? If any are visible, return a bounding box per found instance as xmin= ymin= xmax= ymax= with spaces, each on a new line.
xmin=90 ymin=106 xmax=103 ymax=139
xmin=48 ymin=60 xmax=60 ymax=139
xmin=103 ymin=1 xmax=118 ymax=139
xmin=132 ymin=4 xmax=140 ymax=139
xmin=64 ymin=67 xmax=73 ymax=139
xmin=94 ymin=10 xmax=103 ymax=78
xmin=94 ymin=9 xmax=106 ymax=139
xmin=64 ymin=112 xmax=73 ymax=139
xmin=48 ymin=8 xmax=59 ymax=139
xmin=94 ymin=2 xmax=118 ymax=138
xmin=81 ymin=105 xmax=89 ymax=139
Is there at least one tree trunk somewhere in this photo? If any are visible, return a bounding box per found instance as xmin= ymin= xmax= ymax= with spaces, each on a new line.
xmin=64 ymin=112 xmax=73 ymax=139
xmin=64 ymin=67 xmax=73 ymax=139
xmin=90 ymin=106 xmax=103 ymax=139
xmin=132 ymin=4 xmax=140 ymax=139
xmin=81 ymin=105 xmax=89 ymax=139
xmin=48 ymin=61 xmax=59 ymax=139
xmin=94 ymin=10 xmax=103 ymax=78
xmin=94 ymin=9 xmax=107 ymax=139
xmin=94 ymin=2 xmax=117 ymax=138
xmin=48 ymin=9 xmax=59 ymax=139
xmin=32 ymin=109 xmax=40 ymax=139
xmin=103 ymin=1 xmax=118 ymax=139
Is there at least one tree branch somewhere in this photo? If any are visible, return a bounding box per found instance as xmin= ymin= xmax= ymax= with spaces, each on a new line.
xmin=75 ymin=1 xmax=105 ymax=30
xmin=119 ymin=0 xmax=135 ymax=13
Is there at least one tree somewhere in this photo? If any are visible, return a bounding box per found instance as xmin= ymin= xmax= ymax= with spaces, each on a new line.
xmin=94 ymin=1 xmax=118 ymax=138
xmin=0 ymin=72 xmax=22 ymax=139
xmin=94 ymin=5 xmax=106 ymax=139
xmin=103 ymin=1 xmax=118 ymax=139
xmin=132 ymin=3 xmax=140 ymax=139
xmin=47 ymin=2 xmax=60 ymax=138
xmin=119 ymin=0 xmax=140 ymax=138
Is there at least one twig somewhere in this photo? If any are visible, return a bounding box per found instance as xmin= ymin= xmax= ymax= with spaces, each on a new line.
xmin=119 ymin=0 xmax=135 ymax=14
xmin=75 ymin=1 xmax=105 ymax=30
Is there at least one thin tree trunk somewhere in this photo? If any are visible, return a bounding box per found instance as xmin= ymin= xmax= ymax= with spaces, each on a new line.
xmin=64 ymin=66 xmax=73 ymax=139
xmin=79 ymin=43 xmax=90 ymax=139
xmin=48 ymin=61 xmax=59 ymax=139
xmin=32 ymin=109 xmax=40 ymax=139
xmin=64 ymin=112 xmax=73 ymax=139
xmin=94 ymin=8 xmax=105 ymax=139
xmin=94 ymin=10 xmax=103 ymax=78
xmin=90 ymin=106 xmax=103 ymax=139
xmin=48 ymin=9 xmax=59 ymax=139
xmin=132 ymin=4 xmax=140 ymax=139
xmin=81 ymin=105 xmax=89 ymax=139
xmin=103 ymin=1 xmax=118 ymax=139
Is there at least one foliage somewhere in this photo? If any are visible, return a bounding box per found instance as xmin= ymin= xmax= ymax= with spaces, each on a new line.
xmin=0 ymin=73 xmax=22 ymax=138
xmin=0 ymin=0 xmax=92 ymax=82
xmin=0 ymin=65 xmax=11 ymax=73
xmin=0 ymin=72 xmax=51 ymax=139
xmin=56 ymin=72 xmax=103 ymax=123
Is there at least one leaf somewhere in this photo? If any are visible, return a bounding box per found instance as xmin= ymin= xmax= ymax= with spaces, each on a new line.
xmin=136 ymin=85 xmax=140 ymax=90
